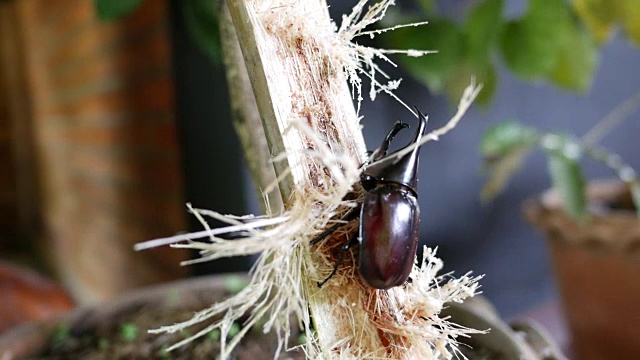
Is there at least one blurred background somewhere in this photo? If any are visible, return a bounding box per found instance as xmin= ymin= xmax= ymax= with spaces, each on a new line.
xmin=0 ymin=0 xmax=638 ymax=343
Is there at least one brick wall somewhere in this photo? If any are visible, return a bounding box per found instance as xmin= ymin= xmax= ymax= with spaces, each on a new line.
xmin=15 ymin=0 xmax=188 ymax=302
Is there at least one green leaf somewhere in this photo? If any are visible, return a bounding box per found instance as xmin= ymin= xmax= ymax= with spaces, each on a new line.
xmin=120 ymin=323 xmax=139 ymax=342
xmin=545 ymin=141 xmax=587 ymax=222
xmin=227 ymin=323 xmax=241 ymax=339
xmin=480 ymin=120 xmax=539 ymax=200
xmin=462 ymin=0 xmax=504 ymax=65
xmin=385 ymin=19 xmax=463 ymax=93
xmin=183 ymin=0 xmax=221 ymax=62
xmin=499 ymin=20 xmax=554 ymax=78
xmin=548 ymin=20 xmax=599 ymax=91
xmin=98 ymin=338 xmax=110 ymax=350
xmin=419 ymin=0 xmax=436 ymax=14
xmin=475 ymin=63 xmax=497 ymax=106
xmin=481 ymin=144 xmax=536 ymax=201
xmin=158 ymin=345 xmax=170 ymax=359
xmin=572 ymin=0 xmax=640 ymax=45
xmin=207 ymin=329 xmax=221 ymax=342
xmin=446 ymin=62 xmax=497 ymax=106
xmin=499 ymin=0 xmax=572 ymax=79
xmin=94 ymin=0 xmax=143 ymax=22
xmin=51 ymin=323 xmax=71 ymax=344
xmin=620 ymin=0 xmax=640 ymax=45
xmin=223 ymin=275 xmax=248 ymax=294
xmin=480 ymin=120 xmax=539 ymax=159
xmin=572 ymin=0 xmax=618 ymax=43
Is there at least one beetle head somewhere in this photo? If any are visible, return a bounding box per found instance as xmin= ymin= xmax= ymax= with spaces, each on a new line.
xmin=362 ymin=110 xmax=427 ymax=193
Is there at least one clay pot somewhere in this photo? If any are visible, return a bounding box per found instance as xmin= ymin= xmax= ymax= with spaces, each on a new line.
xmin=525 ymin=180 xmax=640 ymax=360
xmin=0 ymin=275 xmax=565 ymax=359
xmin=0 ymin=276 xmax=252 ymax=359
xmin=0 ymin=262 xmax=74 ymax=333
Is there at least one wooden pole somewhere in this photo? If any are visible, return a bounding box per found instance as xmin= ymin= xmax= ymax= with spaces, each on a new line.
xmin=225 ymin=0 xmax=372 ymax=355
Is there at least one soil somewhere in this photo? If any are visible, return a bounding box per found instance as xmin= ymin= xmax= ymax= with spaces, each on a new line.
xmin=4 ymin=276 xmax=525 ymax=359
xmin=28 ymin=306 xmax=304 ymax=360
xmin=22 ymin=301 xmax=499 ymax=360
xmin=19 ymin=279 xmax=306 ymax=360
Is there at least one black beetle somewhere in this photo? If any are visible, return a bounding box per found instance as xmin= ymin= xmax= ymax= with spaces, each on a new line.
xmin=312 ymin=110 xmax=427 ymax=289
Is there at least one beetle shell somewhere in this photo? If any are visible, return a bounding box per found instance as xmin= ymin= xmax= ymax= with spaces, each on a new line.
xmin=358 ymin=183 xmax=420 ymax=289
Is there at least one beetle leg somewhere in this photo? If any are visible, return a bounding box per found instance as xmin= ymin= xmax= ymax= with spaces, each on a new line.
xmin=311 ymin=206 xmax=360 ymax=287
xmin=310 ymin=221 xmax=343 ymax=246
xmin=309 ymin=207 xmax=360 ymax=246
xmin=317 ymin=236 xmax=358 ymax=288
xmin=370 ymin=121 xmax=410 ymax=162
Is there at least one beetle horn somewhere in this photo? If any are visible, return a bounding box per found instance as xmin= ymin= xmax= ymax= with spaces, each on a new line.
xmin=362 ymin=109 xmax=428 ymax=192
xmin=393 ymin=109 xmax=427 ymax=189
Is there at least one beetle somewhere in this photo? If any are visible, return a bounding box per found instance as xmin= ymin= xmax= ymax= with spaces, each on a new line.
xmin=311 ymin=110 xmax=427 ymax=289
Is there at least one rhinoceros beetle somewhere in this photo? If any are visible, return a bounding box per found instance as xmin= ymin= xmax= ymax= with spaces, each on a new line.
xmin=311 ymin=110 xmax=427 ymax=289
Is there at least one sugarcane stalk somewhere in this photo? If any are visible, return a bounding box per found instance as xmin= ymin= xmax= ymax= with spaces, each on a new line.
xmin=225 ymin=0 xmax=369 ymax=354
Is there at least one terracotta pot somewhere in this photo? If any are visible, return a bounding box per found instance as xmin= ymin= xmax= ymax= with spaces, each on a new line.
xmin=0 ymin=262 xmax=74 ymax=333
xmin=0 ymin=275 xmax=267 ymax=359
xmin=0 ymin=275 xmax=564 ymax=359
xmin=525 ymin=180 xmax=640 ymax=360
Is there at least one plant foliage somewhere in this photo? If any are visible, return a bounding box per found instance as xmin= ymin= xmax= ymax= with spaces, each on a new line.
xmin=94 ymin=0 xmax=143 ymax=22
xmin=481 ymin=120 xmax=640 ymax=221
xmin=385 ymin=0 xmax=639 ymax=104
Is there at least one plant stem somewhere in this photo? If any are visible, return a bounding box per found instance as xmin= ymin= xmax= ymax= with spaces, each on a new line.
xmin=581 ymin=91 xmax=640 ymax=146
xmin=225 ymin=0 xmax=366 ymax=200
xmin=225 ymin=0 xmax=367 ymax=354
xmin=217 ymin=0 xmax=282 ymax=214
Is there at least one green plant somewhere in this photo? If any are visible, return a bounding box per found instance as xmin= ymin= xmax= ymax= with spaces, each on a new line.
xmin=157 ymin=344 xmax=171 ymax=358
xmin=50 ymin=323 xmax=71 ymax=351
xmin=480 ymin=99 xmax=640 ymax=221
xmin=95 ymin=0 xmax=640 ymax=106
xmin=227 ymin=323 xmax=240 ymax=339
xmin=207 ymin=329 xmax=221 ymax=342
xmin=94 ymin=0 xmax=142 ymax=22
xmin=120 ymin=323 xmax=140 ymax=342
xmin=223 ymin=275 xmax=249 ymax=295
xmin=97 ymin=338 xmax=110 ymax=350
xmin=384 ymin=0 xmax=640 ymax=105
